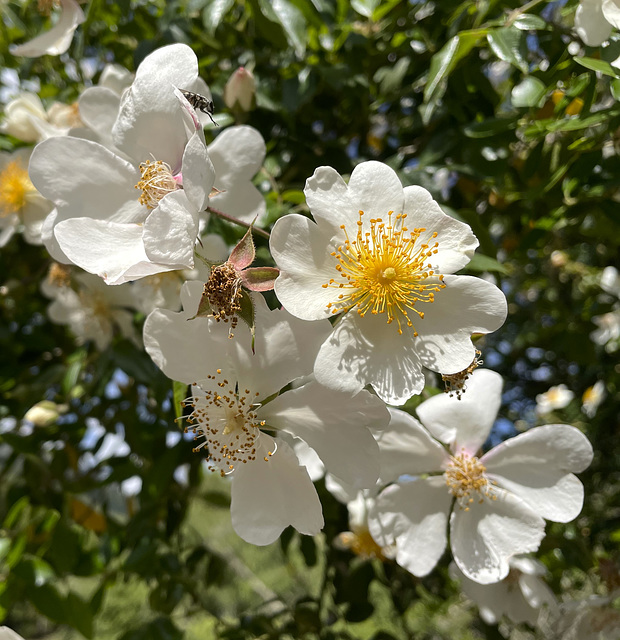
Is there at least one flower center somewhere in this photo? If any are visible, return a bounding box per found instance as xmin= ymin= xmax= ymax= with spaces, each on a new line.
xmin=135 ymin=159 xmax=179 ymax=209
xmin=184 ymin=370 xmax=271 ymax=476
xmin=46 ymin=263 xmax=72 ymax=288
xmin=204 ymin=262 xmax=243 ymax=332
xmin=336 ymin=528 xmax=387 ymax=560
xmin=323 ymin=210 xmax=445 ymax=335
xmin=0 ymin=160 xmax=35 ymax=218
xmin=444 ymin=451 xmax=495 ymax=510
xmin=37 ymin=0 xmax=60 ymax=15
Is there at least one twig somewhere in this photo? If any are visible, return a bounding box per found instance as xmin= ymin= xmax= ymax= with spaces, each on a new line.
xmin=207 ymin=206 xmax=270 ymax=240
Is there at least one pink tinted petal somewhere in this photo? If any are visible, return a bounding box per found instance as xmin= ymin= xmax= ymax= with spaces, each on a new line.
xmin=229 ymin=227 xmax=255 ymax=270
xmin=240 ymin=267 xmax=279 ymax=292
xmin=230 ymin=436 xmax=323 ymax=545
xmin=181 ymin=132 xmax=215 ymax=212
xmin=416 ymin=369 xmax=503 ymax=452
xmin=450 ymin=489 xmax=546 ymax=584
xmin=482 ymin=424 xmax=593 ymax=522
xmin=368 ymin=477 xmax=451 ymax=577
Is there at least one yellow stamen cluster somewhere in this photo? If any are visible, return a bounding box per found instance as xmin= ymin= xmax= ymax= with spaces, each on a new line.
xmin=184 ymin=370 xmax=269 ymax=476
xmin=323 ymin=210 xmax=445 ymax=335
xmin=442 ymin=350 xmax=483 ymax=400
xmin=444 ymin=450 xmax=496 ymax=510
xmin=135 ymin=159 xmax=177 ymax=209
xmin=47 ymin=263 xmax=72 ymax=289
xmin=204 ymin=263 xmax=243 ymax=333
xmin=336 ymin=528 xmax=387 ymax=560
xmin=0 ymin=160 xmax=35 ymax=218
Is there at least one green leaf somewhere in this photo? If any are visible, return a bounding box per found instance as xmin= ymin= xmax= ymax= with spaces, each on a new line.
xmin=29 ymin=583 xmax=67 ymax=624
xmin=574 ymin=56 xmax=620 ymax=78
xmin=351 ymin=0 xmax=380 ymax=18
xmin=65 ymin=591 xmax=94 ymax=639
xmin=511 ymin=76 xmax=546 ymax=107
xmin=424 ymin=29 xmax=487 ymax=104
xmin=463 ymin=116 xmax=518 ymax=138
xmin=258 ymin=0 xmax=307 ymax=56
xmin=374 ymin=56 xmax=410 ymax=94
xmin=466 ymin=253 xmax=509 ymax=275
xmin=240 ymin=267 xmax=279 ymax=292
xmin=611 ymin=78 xmax=620 ymax=101
xmin=281 ymin=190 xmax=306 ymax=204
xmin=63 ymin=348 xmax=87 ymax=396
xmin=487 ymin=27 xmax=528 ymax=72
xmin=173 ymin=380 xmax=188 ymax=422
xmin=512 ymin=14 xmax=547 ymax=30
xmin=237 ymin=290 xmax=256 ymax=352
xmin=201 ymin=0 xmax=235 ymax=35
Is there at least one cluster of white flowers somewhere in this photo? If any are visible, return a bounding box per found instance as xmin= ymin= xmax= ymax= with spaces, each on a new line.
xmin=2 ymin=38 xmax=597 ymax=631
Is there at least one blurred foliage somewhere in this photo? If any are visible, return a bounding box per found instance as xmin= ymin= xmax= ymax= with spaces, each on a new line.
xmin=1 ymin=0 xmax=619 ymax=638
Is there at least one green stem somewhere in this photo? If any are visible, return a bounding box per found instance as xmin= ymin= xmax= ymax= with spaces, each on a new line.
xmin=505 ymin=0 xmax=545 ymax=26
xmin=207 ymin=206 xmax=270 ymax=240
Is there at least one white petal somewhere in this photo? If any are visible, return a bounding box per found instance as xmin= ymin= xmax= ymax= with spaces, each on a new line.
xmin=602 ymin=0 xmax=620 ymax=28
xmin=209 ymin=180 xmax=266 ymax=225
xmin=416 ymin=369 xmax=503 ymax=452
xmin=209 ymin=125 xmax=265 ymax=181
xmin=414 ymin=275 xmax=508 ymax=375
xmin=230 ymin=435 xmax=323 ymax=545
xmin=304 ymin=166 xmax=354 ymax=234
xmin=260 ymin=381 xmax=386 ymax=489
xmin=270 ymin=213 xmax=341 ymax=320
xmin=402 ymin=185 xmax=479 ymax=273
xmin=142 ymin=191 xmax=198 ymax=267
xmin=29 ymin=137 xmax=144 ymax=224
xmin=313 ymin=311 xmax=426 ymax=404
xmin=368 ymin=477 xmax=451 ymax=577
xmin=451 ymin=563 xmax=511 ymax=624
xmin=112 ymin=44 xmax=199 ymax=163
xmin=0 ymin=626 xmax=27 ymax=640
xmin=343 ymin=161 xmax=405 ymax=224
xmin=575 ymin=0 xmax=612 ymax=45
xmin=182 ymin=132 xmax=215 ymax=212
xmin=143 ymin=281 xmax=230 ymax=385
xmin=227 ymin=294 xmax=333 ymax=400
xmin=78 ymin=87 xmax=121 ymax=138
xmin=10 ymin=0 xmax=85 ymax=57
xmin=373 ymin=408 xmax=449 ymax=482
xmin=450 ymin=489 xmax=546 ymax=584
xmin=54 ymin=218 xmax=167 ymax=284
xmin=482 ymin=424 xmax=593 ymax=522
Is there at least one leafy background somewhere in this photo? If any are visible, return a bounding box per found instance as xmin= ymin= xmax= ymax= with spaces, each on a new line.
xmin=0 ymin=0 xmax=619 ymax=638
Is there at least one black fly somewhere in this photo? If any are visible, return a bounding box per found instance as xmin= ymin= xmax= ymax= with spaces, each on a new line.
xmin=180 ymin=89 xmax=218 ymax=125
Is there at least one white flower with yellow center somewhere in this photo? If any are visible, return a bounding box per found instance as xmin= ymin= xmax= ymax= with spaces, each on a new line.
xmin=0 ymin=148 xmax=51 ymax=246
xmin=29 ymin=44 xmax=215 ymax=284
xmin=367 ymin=369 xmax=593 ymax=584
xmin=575 ymin=0 xmax=620 ymax=48
xmin=535 ymin=383 xmax=574 ymax=416
xmin=143 ymin=283 xmax=388 ymax=545
xmin=270 ymin=161 xmax=507 ymax=405
xmin=450 ymin=556 xmax=557 ymax=626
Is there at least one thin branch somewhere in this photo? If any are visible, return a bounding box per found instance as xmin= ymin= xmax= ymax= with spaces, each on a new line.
xmin=207 ymin=206 xmax=270 ymax=240
xmin=505 ymin=0 xmax=545 ymax=27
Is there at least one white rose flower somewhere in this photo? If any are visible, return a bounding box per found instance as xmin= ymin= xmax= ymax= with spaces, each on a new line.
xmin=42 ymin=266 xmax=139 ymax=350
xmin=367 ymin=369 xmax=593 ymax=584
xmin=29 ymin=44 xmax=215 ymax=284
xmin=450 ymin=556 xmax=557 ymax=625
xmin=575 ymin=0 xmax=620 ymax=47
xmin=0 ymin=147 xmax=52 ymax=246
xmin=535 ymin=383 xmax=575 ymax=416
xmin=582 ymin=380 xmax=607 ymax=417
xmin=0 ymin=92 xmax=48 ymax=142
xmin=143 ymin=282 xmax=388 ymax=545
xmin=270 ymin=161 xmax=507 ymax=405
xmin=9 ymin=0 xmax=85 ymax=57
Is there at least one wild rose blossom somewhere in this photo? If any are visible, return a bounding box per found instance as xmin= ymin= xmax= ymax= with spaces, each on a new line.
xmin=270 ymin=161 xmax=507 ymax=405
xmin=143 ymin=283 xmax=388 ymax=545
xmin=29 ymin=44 xmax=215 ymax=283
xmin=367 ymin=369 xmax=593 ymax=584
